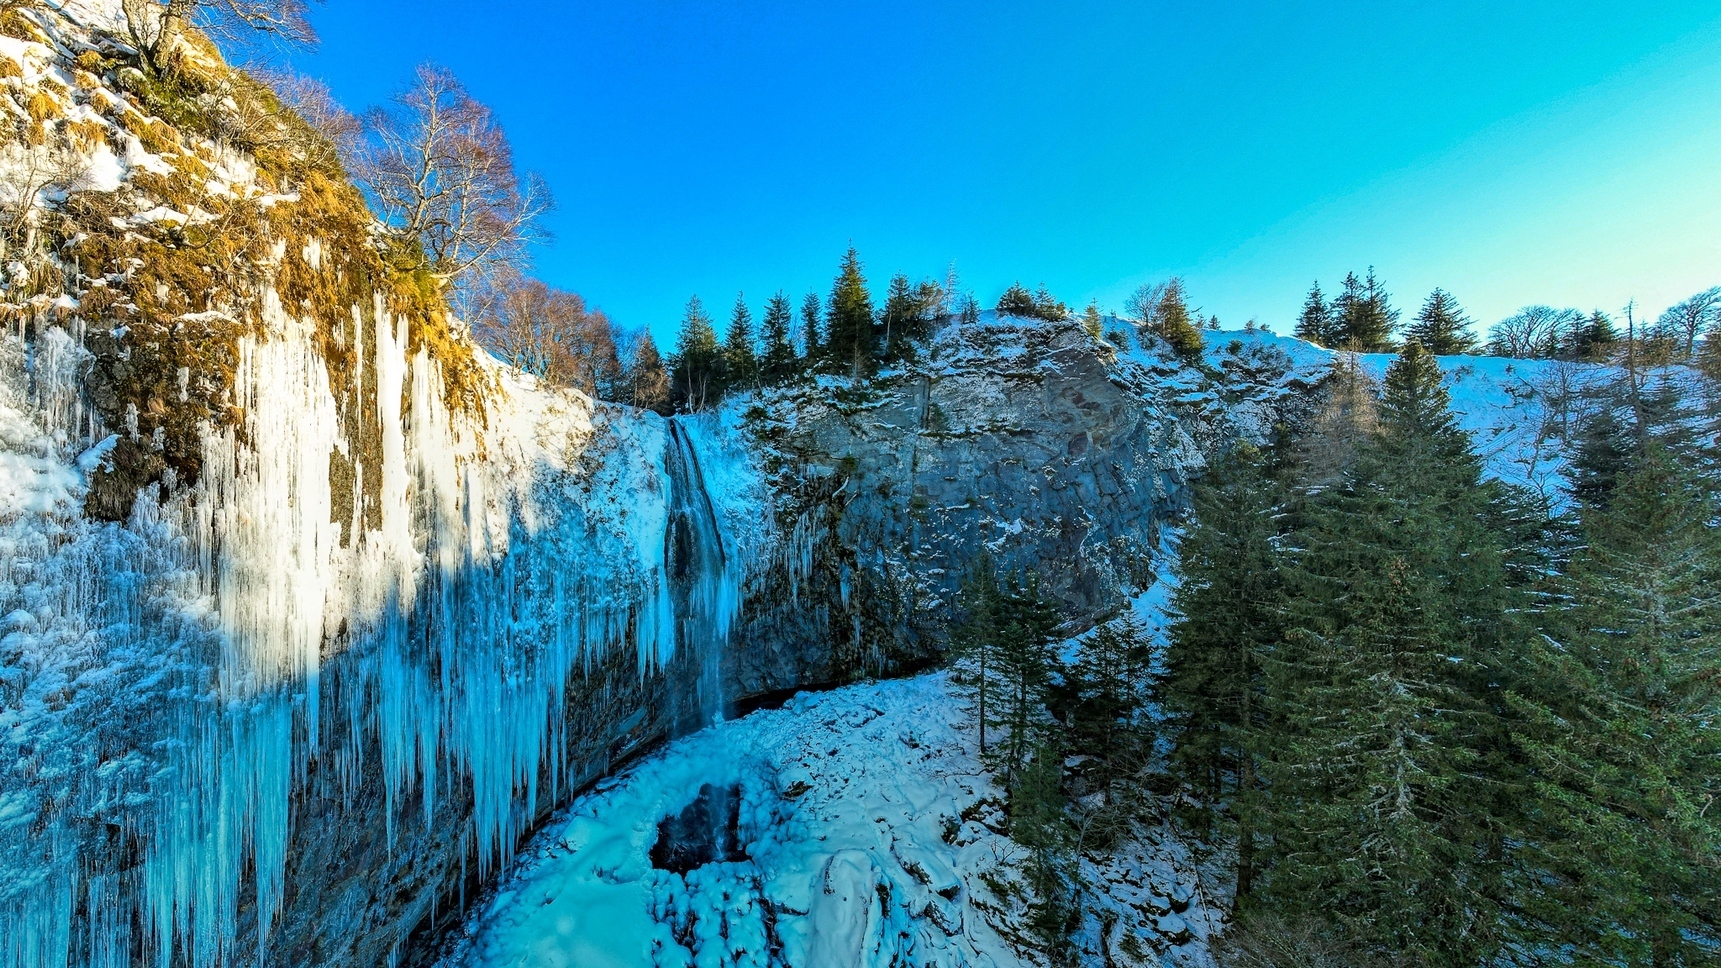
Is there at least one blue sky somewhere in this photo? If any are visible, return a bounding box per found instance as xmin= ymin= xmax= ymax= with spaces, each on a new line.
xmin=283 ymin=2 xmax=1721 ymax=340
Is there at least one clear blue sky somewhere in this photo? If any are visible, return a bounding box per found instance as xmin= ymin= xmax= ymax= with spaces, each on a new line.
xmin=283 ymin=1 xmax=1721 ymax=341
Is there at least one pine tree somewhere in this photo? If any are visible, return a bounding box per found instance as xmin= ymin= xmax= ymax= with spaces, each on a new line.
xmin=1568 ymin=309 xmax=1618 ymax=362
xmin=624 ymin=331 xmax=671 ymax=415
xmin=1510 ymin=448 xmax=1721 ymax=963
xmin=1154 ymin=277 xmax=1206 ymax=357
xmin=1294 ymin=282 xmax=1339 ymax=347
xmin=950 ymin=553 xmax=1005 ymax=756
xmin=879 ymin=272 xmax=918 ymax=362
xmin=825 ymin=247 xmax=875 ymax=376
xmin=1161 ymin=445 xmax=1283 ymax=900
xmin=800 ymin=292 xmax=822 ymax=360
xmin=1334 ymin=268 xmax=1398 ymax=351
xmin=758 ymin=292 xmax=796 ymax=385
xmin=1405 ymin=289 xmax=1477 ymax=355
xmin=721 ymin=294 xmax=759 ymax=393
xmin=1081 ymin=301 xmax=1104 ymax=341
xmin=1261 ymin=342 xmax=1515 ymax=962
xmin=669 ymin=295 xmax=723 ymax=411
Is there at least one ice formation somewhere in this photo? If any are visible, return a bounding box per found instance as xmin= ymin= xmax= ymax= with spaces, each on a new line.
xmin=435 ymin=672 xmax=1225 ymax=968
xmin=0 ymin=287 xmax=761 ymax=966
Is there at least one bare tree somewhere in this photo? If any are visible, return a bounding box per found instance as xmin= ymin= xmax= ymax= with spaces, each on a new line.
xmin=474 ymin=272 xmax=619 ymax=397
xmin=1654 ymin=286 xmax=1721 ymax=358
xmin=1487 ymin=305 xmax=1577 ymax=358
xmin=353 ymin=64 xmax=552 ymax=296
xmin=121 ymin=0 xmax=319 ymax=69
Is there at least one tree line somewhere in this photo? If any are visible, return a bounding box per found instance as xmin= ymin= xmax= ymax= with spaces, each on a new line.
xmin=1293 ymin=269 xmax=1721 ymax=371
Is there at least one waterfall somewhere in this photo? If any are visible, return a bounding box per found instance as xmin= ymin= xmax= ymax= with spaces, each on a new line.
xmin=661 ymin=417 xmax=741 ymax=726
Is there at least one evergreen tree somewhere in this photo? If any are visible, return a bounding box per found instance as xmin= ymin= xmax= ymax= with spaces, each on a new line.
xmin=758 ymin=292 xmax=796 ymax=385
xmin=1569 ymin=405 xmax=1635 ymax=509
xmin=825 ymin=247 xmax=876 ymax=376
xmin=1261 ymin=342 xmax=1514 ymax=963
xmin=1081 ymin=301 xmax=1104 ymax=341
xmin=1511 ymin=448 xmax=1721 ymax=963
xmin=1567 ymin=309 xmax=1618 ymax=362
xmin=623 ymin=331 xmax=671 ymax=415
xmin=1334 ymin=268 xmax=1398 ymax=351
xmin=1405 ymin=289 xmax=1477 ymax=355
xmin=1154 ymin=277 xmax=1206 ymax=357
xmin=950 ymin=553 xmax=1005 ymax=756
xmin=1294 ymin=353 xmax=1379 ymax=486
xmin=1011 ymin=741 xmax=1080 ymax=962
xmin=1161 ymin=446 xmax=1283 ymax=900
xmin=1294 ymin=280 xmax=1328 ymax=344
xmin=994 ymin=575 xmax=1061 ymax=783
xmin=1294 ymin=282 xmax=1338 ymax=346
xmin=800 ymin=292 xmax=822 ymax=360
xmin=1064 ymin=616 xmax=1153 ymax=786
xmin=669 ymin=295 xmax=723 ymax=411
xmin=722 ymin=294 xmax=759 ymax=392
xmin=997 ymin=282 xmax=1041 ymax=319
xmin=879 ymin=272 xmax=920 ymax=362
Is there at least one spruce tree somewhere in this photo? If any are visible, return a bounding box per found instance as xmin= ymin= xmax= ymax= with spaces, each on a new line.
xmin=1294 ymin=281 xmax=1338 ymax=347
xmin=800 ymin=292 xmax=822 ymax=360
xmin=669 ymin=295 xmax=722 ymax=411
xmin=1334 ymin=268 xmax=1398 ymax=351
xmin=1162 ymin=445 xmax=1284 ymax=900
xmin=1064 ymin=616 xmax=1153 ymax=787
xmin=825 ymin=247 xmax=875 ymax=376
xmin=1261 ymin=342 xmax=1514 ymax=963
xmin=1081 ymin=301 xmax=1104 ymax=341
xmin=879 ymin=272 xmax=918 ymax=362
xmin=722 ymin=294 xmax=759 ymax=392
xmin=1405 ymin=289 xmax=1477 ymax=355
xmin=1154 ymin=278 xmax=1206 ymax=357
xmin=1568 ymin=309 xmax=1618 ymax=362
xmin=1511 ymin=448 xmax=1721 ymax=963
xmin=759 ymin=292 xmax=796 ymax=384
xmin=950 ymin=553 xmax=1005 ymax=756
xmin=993 ymin=575 xmax=1061 ymax=784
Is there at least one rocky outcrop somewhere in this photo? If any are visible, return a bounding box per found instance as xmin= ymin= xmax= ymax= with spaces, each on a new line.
xmin=752 ymin=313 xmax=1215 ymax=634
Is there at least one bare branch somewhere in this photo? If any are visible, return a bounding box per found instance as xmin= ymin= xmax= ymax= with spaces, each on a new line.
xmin=352 ymin=64 xmax=553 ymax=297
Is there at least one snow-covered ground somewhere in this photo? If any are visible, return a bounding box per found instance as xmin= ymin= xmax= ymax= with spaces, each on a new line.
xmin=437 ymin=665 xmax=1220 ymax=968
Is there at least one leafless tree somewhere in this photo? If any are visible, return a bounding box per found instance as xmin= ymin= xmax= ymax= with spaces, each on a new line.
xmin=1487 ymin=305 xmax=1577 ymax=358
xmin=619 ymin=329 xmax=671 ymax=414
xmin=1655 ymin=286 xmax=1721 ymax=358
xmin=1124 ymin=281 xmax=1167 ymax=326
xmin=473 ymin=271 xmax=619 ymax=397
xmin=352 ymin=64 xmax=552 ymax=296
xmin=121 ymin=0 xmax=319 ymax=70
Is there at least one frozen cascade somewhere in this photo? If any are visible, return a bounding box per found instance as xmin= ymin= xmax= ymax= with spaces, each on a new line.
xmin=0 ymin=286 xmax=765 ymax=967
xmin=661 ymin=419 xmax=741 ymax=727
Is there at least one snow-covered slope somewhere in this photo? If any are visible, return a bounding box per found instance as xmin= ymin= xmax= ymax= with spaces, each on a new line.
xmin=436 ymin=672 xmax=1223 ymax=968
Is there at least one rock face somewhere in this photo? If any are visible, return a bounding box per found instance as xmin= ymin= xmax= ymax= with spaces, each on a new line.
xmin=754 ymin=313 xmax=1211 ymax=632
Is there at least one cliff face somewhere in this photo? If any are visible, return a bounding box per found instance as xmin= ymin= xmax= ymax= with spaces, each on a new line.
xmin=747 ymin=313 xmax=1246 ymax=652
xmin=0 ymin=8 xmax=1255 ymax=967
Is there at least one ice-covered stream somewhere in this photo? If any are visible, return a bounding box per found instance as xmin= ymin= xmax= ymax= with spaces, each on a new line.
xmin=434 ymin=671 xmax=1224 ymax=968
